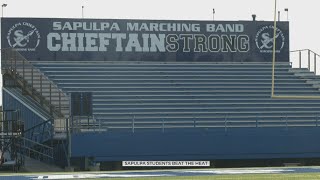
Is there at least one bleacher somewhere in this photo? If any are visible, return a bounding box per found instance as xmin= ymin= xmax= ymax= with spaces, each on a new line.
xmin=30 ymin=62 xmax=320 ymax=132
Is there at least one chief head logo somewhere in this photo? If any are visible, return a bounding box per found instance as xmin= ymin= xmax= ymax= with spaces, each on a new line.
xmin=255 ymin=25 xmax=285 ymax=53
xmin=7 ymin=22 xmax=40 ymax=51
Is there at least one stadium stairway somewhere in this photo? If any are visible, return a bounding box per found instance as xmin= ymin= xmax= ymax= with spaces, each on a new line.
xmin=22 ymin=156 xmax=64 ymax=172
xmin=31 ymin=62 xmax=320 ymax=131
xmin=290 ymin=68 xmax=320 ymax=88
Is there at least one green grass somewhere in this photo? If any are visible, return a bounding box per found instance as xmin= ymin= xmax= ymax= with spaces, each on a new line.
xmin=95 ymin=173 xmax=320 ymax=180
xmin=1 ymin=170 xmax=320 ymax=179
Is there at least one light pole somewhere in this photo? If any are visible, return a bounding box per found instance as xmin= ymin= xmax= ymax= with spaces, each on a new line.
xmin=284 ymin=8 xmax=289 ymax=21
xmin=212 ymin=8 xmax=215 ymax=21
xmin=2 ymin=4 xmax=7 ymax=18
xmin=82 ymin=5 xmax=84 ymax=18
xmin=252 ymin=14 xmax=256 ymax=21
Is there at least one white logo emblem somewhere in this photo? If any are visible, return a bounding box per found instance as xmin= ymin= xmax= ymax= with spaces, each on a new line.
xmin=7 ymin=22 xmax=40 ymax=51
xmin=255 ymin=25 xmax=285 ymax=53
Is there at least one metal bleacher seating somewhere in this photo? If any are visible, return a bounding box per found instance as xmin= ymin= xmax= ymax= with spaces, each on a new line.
xmin=25 ymin=61 xmax=320 ymax=132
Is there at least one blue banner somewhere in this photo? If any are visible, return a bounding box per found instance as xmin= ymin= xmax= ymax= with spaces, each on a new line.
xmin=1 ymin=18 xmax=289 ymax=62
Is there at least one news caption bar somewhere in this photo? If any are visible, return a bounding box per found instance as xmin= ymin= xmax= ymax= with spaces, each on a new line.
xmin=122 ymin=161 xmax=210 ymax=167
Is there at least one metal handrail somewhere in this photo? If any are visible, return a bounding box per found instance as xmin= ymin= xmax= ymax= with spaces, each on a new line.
xmin=291 ymin=49 xmax=320 ymax=57
xmin=290 ymin=49 xmax=320 ymax=74
xmin=1 ymin=48 xmax=70 ymax=118
xmin=19 ymin=136 xmax=54 ymax=160
xmin=69 ymin=114 xmax=320 ymax=133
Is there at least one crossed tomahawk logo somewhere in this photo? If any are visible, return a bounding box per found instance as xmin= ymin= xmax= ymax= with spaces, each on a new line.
xmin=13 ymin=29 xmax=36 ymax=48
xmin=260 ymin=32 xmax=281 ymax=49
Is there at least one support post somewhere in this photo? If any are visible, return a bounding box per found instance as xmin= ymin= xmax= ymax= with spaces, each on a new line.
xmin=59 ymin=92 xmax=61 ymax=113
xmin=285 ymin=115 xmax=288 ymax=130
xmin=31 ymin=67 xmax=34 ymax=95
xmin=314 ymin=53 xmax=317 ymax=74
xmin=299 ymin=51 xmax=302 ymax=69
xmin=132 ymin=115 xmax=135 ymax=133
xmin=271 ymin=0 xmax=277 ymax=97
xmin=40 ymin=76 xmax=43 ymax=96
xmin=162 ymin=119 xmax=164 ymax=133
xmin=224 ymin=114 xmax=228 ymax=134
xmin=66 ymin=118 xmax=71 ymax=168
xmin=49 ymin=84 xmax=52 ymax=115
xmin=308 ymin=50 xmax=311 ymax=71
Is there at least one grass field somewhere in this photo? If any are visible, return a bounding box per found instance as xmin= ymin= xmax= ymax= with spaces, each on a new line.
xmin=99 ymin=173 xmax=320 ymax=180
xmin=1 ymin=168 xmax=320 ymax=179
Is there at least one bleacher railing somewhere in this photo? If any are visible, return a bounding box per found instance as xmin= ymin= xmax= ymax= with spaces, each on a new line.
xmin=291 ymin=49 xmax=320 ymax=75
xmin=70 ymin=114 xmax=320 ymax=133
xmin=1 ymin=48 xmax=70 ymax=119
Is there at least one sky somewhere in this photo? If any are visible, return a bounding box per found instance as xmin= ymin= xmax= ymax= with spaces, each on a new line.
xmin=0 ymin=0 xmax=319 ymax=104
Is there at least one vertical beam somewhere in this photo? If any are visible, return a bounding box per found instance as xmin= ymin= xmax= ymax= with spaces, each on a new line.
xmin=271 ymin=0 xmax=277 ymax=97
xmin=22 ymin=59 xmax=25 ymax=79
xmin=162 ymin=119 xmax=165 ymax=133
xmin=132 ymin=115 xmax=135 ymax=133
xmin=10 ymin=58 xmax=13 ymax=72
xmin=224 ymin=114 xmax=228 ymax=134
xmin=308 ymin=50 xmax=311 ymax=71
xmin=59 ymin=91 xmax=61 ymax=113
xmin=66 ymin=118 xmax=71 ymax=168
xmin=31 ymin=67 xmax=34 ymax=95
xmin=315 ymin=54 xmax=317 ymax=74
xmin=299 ymin=51 xmax=302 ymax=68
xmin=14 ymin=56 xmax=17 ymax=72
xmin=40 ymin=76 xmax=43 ymax=96
xmin=49 ymin=84 xmax=52 ymax=115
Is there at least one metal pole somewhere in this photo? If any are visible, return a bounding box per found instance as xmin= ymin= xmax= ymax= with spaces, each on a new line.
xmin=22 ymin=59 xmax=25 ymax=89
xmin=285 ymin=115 xmax=288 ymax=130
xmin=82 ymin=6 xmax=84 ymax=18
xmin=1 ymin=4 xmax=6 ymax=18
xmin=132 ymin=115 xmax=135 ymax=133
xmin=40 ymin=76 xmax=43 ymax=97
xmin=31 ymin=67 xmax=34 ymax=95
xmin=49 ymin=84 xmax=52 ymax=114
xmin=10 ymin=58 xmax=13 ymax=73
xmin=162 ymin=119 xmax=164 ymax=133
xmin=308 ymin=50 xmax=311 ymax=71
xmin=212 ymin=9 xmax=215 ymax=21
xmin=278 ymin=11 xmax=280 ymax=21
xmin=59 ymin=92 xmax=61 ymax=113
xmin=224 ymin=114 xmax=228 ymax=134
xmin=271 ymin=0 xmax=277 ymax=97
xmin=66 ymin=118 xmax=71 ymax=168
xmin=315 ymin=54 xmax=317 ymax=74
xmin=299 ymin=51 xmax=302 ymax=68
xmin=22 ymin=59 xmax=25 ymax=79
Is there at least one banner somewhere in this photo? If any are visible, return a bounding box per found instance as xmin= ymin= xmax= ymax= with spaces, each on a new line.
xmin=1 ymin=18 xmax=289 ymax=62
